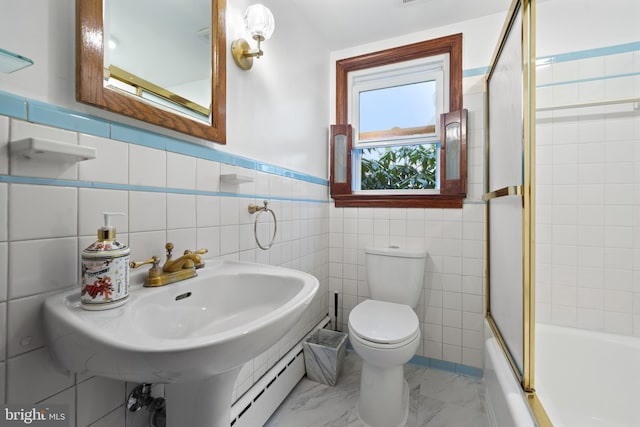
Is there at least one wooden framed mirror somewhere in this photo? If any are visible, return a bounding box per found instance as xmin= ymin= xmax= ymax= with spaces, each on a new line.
xmin=76 ymin=0 xmax=226 ymax=144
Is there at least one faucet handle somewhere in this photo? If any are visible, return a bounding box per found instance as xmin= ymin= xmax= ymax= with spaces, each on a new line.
xmin=165 ymin=242 xmax=175 ymax=258
xmin=183 ymin=248 xmax=208 ymax=269
xmin=130 ymin=256 xmax=160 ymax=269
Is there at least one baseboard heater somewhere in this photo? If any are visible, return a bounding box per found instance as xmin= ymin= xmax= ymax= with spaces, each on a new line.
xmin=229 ymin=315 xmax=331 ymax=427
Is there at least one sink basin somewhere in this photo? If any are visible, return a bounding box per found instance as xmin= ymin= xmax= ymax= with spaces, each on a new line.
xmin=43 ymin=260 xmax=319 ymax=426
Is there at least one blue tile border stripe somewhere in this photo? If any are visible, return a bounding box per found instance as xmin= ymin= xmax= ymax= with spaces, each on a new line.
xmin=409 ymin=354 xmax=483 ymax=377
xmin=0 ymin=174 xmax=327 ymax=204
xmin=27 ymin=99 xmax=111 ymax=137
xmin=536 ymin=41 xmax=640 ymax=66
xmin=536 ymin=71 xmax=640 ymax=88
xmin=0 ymin=91 xmax=27 ymax=119
xmin=0 ymin=90 xmax=329 ymax=187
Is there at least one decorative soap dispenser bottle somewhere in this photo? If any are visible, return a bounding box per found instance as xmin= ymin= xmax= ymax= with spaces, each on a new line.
xmin=81 ymin=212 xmax=130 ymax=310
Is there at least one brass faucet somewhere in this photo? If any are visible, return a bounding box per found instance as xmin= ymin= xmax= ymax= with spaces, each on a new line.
xmin=130 ymin=243 xmax=209 ymax=287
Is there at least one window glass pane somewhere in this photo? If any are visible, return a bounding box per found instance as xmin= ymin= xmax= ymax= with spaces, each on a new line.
xmin=360 ymin=144 xmax=437 ymax=190
xmin=334 ymin=134 xmax=347 ymax=183
xmin=359 ymin=81 xmax=437 ymax=141
xmin=445 ymin=122 xmax=461 ymax=180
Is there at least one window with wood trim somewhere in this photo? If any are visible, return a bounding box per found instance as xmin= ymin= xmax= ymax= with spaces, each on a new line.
xmin=330 ymin=33 xmax=467 ymax=208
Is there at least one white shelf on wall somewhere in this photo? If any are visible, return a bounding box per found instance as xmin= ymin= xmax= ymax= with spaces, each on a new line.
xmin=10 ymin=138 xmax=97 ymax=162
xmin=220 ymin=173 xmax=254 ymax=184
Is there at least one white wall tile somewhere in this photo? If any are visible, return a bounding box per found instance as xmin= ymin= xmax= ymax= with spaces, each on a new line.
xmin=0 ymin=302 xmax=5 ymax=363
xmin=166 ymin=228 xmax=197 ymax=255
xmin=6 ymin=347 xmax=74 ymax=403
xmin=39 ymin=388 xmax=76 ymax=427
xmin=0 ymin=116 xmax=8 ymax=175
xmin=9 ymin=184 xmax=77 ymax=241
xmin=7 ymin=293 xmax=51 ymax=357
xmin=129 ymin=145 xmax=165 ymax=187
xmin=0 ymin=361 xmax=5 ymax=403
xmin=78 ymin=188 xmax=129 ymax=237
xmin=167 ymin=193 xmax=196 ymax=229
xmin=0 ymin=243 xmax=6 ymax=302
xmin=129 ymin=192 xmax=166 ymax=232
xmin=220 ymin=225 xmax=239 ymax=255
xmin=128 ymin=231 xmax=167 ymax=276
xmin=167 ymin=152 xmax=196 ymax=190
xmin=92 ymin=407 xmax=126 ymax=427
xmin=0 ymin=184 xmax=6 ymax=242
xmin=220 ymin=197 xmax=240 ymax=226
xmin=78 ymin=134 xmax=129 ymax=185
xmin=195 ymin=158 xmax=220 ymax=192
xmin=8 ymin=238 xmax=77 ymax=299
xmin=196 ymin=227 xmax=220 ymax=259
xmin=77 ymin=376 xmax=125 ymax=427
xmin=196 ymin=195 xmax=220 ymax=228
xmin=9 ymin=120 xmax=79 ymax=180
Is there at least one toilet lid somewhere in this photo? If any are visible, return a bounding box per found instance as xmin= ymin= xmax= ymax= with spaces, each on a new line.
xmin=349 ymin=300 xmax=419 ymax=344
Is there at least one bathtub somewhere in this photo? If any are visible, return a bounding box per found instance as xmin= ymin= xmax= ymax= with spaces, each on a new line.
xmin=536 ymin=323 xmax=640 ymax=427
xmin=485 ymin=320 xmax=640 ymax=427
xmin=484 ymin=321 xmax=536 ymax=427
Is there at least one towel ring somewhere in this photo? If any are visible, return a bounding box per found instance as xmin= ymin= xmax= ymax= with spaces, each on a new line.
xmin=247 ymin=200 xmax=277 ymax=250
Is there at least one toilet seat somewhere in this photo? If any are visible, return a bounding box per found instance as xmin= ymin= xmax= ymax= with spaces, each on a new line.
xmin=349 ymin=299 xmax=419 ymax=346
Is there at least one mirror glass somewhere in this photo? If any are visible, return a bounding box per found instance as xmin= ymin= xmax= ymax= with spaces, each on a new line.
xmin=76 ymin=0 xmax=226 ymax=144
xmin=103 ymin=0 xmax=211 ymax=122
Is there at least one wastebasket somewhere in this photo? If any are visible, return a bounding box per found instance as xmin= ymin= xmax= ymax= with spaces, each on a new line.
xmin=302 ymin=329 xmax=348 ymax=386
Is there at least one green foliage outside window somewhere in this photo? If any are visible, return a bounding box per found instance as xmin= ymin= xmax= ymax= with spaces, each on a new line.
xmin=360 ymin=144 xmax=437 ymax=190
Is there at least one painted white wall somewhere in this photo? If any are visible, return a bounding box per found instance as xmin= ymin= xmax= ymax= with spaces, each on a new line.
xmin=537 ymin=0 xmax=640 ymax=57
xmin=0 ymin=0 xmax=331 ymax=179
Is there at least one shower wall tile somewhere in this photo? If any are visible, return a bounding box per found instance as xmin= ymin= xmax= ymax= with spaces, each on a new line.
xmin=538 ymin=49 xmax=640 ymax=337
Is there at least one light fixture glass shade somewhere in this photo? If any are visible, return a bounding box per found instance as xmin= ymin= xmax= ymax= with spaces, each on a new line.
xmin=244 ymin=4 xmax=275 ymax=41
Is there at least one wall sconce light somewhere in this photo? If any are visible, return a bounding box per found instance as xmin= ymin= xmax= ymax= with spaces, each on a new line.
xmin=231 ymin=4 xmax=275 ymax=70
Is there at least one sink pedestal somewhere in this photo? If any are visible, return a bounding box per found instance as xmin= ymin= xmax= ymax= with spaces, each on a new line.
xmin=164 ymin=367 xmax=241 ymax=427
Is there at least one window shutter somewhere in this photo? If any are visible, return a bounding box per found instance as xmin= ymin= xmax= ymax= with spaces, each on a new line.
xmin=329 ymin=124 xmax=352 ymax=197
xmin=440 ymin=109 xmax=468 ymax=196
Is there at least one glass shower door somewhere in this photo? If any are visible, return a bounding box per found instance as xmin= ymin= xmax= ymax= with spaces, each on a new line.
xmin=485 ymin=0 xmax=535 ymax=391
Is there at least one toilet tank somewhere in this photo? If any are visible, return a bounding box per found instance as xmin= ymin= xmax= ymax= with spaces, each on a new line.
xmin=365 ymin=246 xmax=427 ymax=307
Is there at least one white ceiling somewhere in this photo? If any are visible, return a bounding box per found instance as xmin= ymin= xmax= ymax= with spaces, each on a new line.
xmin=285 ymin=0 xmax=513 ymax=51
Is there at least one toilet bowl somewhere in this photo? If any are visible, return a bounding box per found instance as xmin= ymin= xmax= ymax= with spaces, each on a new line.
xmin=349 ymin=300 xmax=421 ymax=427
xmin=348 ymin=247 xmax=426 ymax=427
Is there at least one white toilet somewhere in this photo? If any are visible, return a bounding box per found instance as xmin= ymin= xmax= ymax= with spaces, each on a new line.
xmin=348 ymin=246 xmax=426 ymax=427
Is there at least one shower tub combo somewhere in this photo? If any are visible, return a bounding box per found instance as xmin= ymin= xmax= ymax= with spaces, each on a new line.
xmin=485 ymin=320 xmax=640 ymax=427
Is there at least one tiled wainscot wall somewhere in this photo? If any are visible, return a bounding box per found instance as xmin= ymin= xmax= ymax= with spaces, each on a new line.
xmin=0 ymin=96 xmax=330 ymax=426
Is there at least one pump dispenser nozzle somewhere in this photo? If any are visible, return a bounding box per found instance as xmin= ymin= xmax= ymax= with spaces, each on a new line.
xmin=98 ymin=212 xmax=125 ymax=240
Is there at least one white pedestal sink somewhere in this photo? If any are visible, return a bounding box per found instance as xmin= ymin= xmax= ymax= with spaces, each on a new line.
xmin=43 ymin=260 xmax=319 ymax=427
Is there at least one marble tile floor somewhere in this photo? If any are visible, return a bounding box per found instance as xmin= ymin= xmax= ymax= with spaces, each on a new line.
xmin=265 ymin=351 xmax=488 ymax=427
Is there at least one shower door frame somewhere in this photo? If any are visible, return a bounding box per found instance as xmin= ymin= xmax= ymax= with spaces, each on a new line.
xmin=484 ymin=0 xmax=550 ymax=424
